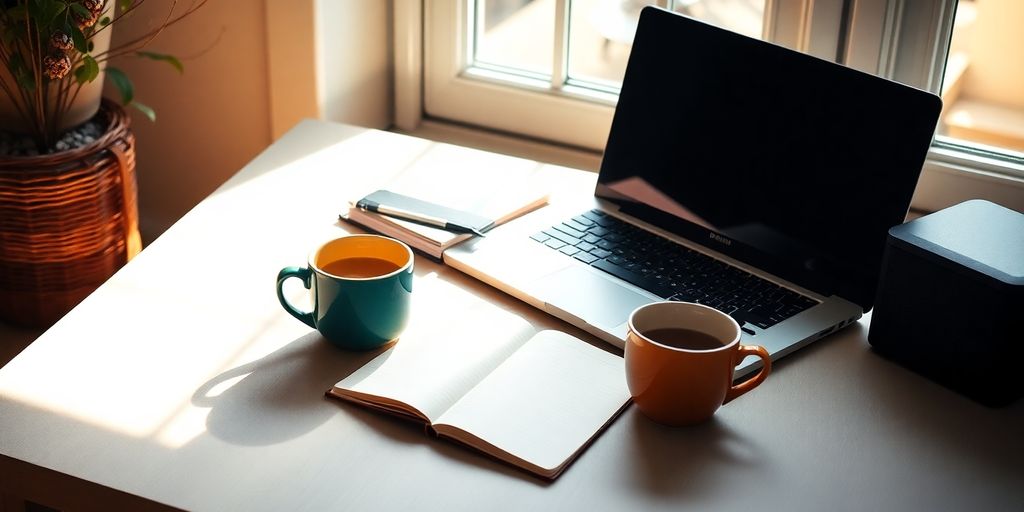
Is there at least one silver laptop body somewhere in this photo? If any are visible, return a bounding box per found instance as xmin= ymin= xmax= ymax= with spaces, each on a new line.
xmin=445 ymin=7 xmax=941 ymax=377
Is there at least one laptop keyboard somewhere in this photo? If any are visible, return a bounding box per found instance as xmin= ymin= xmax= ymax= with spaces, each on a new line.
xmin=530 ymin=209 xmax=818 ymax=332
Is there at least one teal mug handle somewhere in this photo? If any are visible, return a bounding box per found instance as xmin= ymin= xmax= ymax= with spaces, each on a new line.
xmin=276 ymin=266 xmax=316 ymax=328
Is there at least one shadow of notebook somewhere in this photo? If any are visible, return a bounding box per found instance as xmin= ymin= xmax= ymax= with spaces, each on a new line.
xmin=444 ymin=6 xmax=942 ymax=377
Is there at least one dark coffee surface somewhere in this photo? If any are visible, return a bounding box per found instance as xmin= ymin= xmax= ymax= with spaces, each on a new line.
xmin=321 ymin=257 xmax=400 ymax=278
xmin=643 ymin=327 xmax=725 ymax=350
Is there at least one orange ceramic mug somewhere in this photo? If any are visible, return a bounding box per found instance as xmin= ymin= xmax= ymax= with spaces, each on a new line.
xmin=625 ymin=301 xmax=772 ymax=426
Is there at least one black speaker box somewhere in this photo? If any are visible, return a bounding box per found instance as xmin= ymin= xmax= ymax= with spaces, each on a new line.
xmin=868 ymin=200 xmax=1023 ymax=407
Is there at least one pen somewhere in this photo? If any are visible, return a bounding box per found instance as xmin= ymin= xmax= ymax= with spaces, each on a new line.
xmin=356 ymin=199 xmax=487 ymax=237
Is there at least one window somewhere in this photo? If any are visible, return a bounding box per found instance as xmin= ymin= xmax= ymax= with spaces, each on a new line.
xmin=937 ymin=0 xmax=1024 ymax=154
xmin=411 ymin=0 xmax=1024 ymax=210
xmin=926 ymin=0 xmax=1024 ymax=210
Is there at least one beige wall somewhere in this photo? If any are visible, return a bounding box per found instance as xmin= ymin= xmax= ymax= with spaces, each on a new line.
xmin=110 ymin=0 xmax=393 ymax=243
xmin=110 ymin=1 xmax=272 ymax=242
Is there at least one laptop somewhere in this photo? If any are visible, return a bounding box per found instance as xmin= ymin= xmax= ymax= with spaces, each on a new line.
xmin=444 ymin=6 xmax=942 ymax=377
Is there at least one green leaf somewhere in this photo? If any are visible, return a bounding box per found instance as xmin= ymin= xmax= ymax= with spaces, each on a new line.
xmin=130 ymin=101 xmax=155 ymax=122
xmin=136 ymin=51 xmax=183 ymax=74
xmin=9 ymin=54 xmax=36 ymax=91
xmin=69 ymin=3 xmax=90 ymax=19
xmin=105 ymin=66 xmax=133 ymax=104
xmin=14 ymin=73 xmax=34 ymax=91
xmin=68 ymin=22 xmax=87 ymax=53
xmin=41 ymin=0 xmax=66 ymax=25
xmin=26 ymin=0 xmax=43 ymax=20
xmin=1 ymin=23 xmax=21 ymax=45
xmin=73 ymin=54 xmax=99 ymax=84
xmin=100 ymin=16 xmax=110 ymax=26
xmin=2 ymin=15 xmax=28 ymax=45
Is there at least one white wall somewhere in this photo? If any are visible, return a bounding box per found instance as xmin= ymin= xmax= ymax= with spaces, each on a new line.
xmin=317 ymin=1 xmax=393 ymax=132
xmin=110 ymin=0 xmax=393 ymax=243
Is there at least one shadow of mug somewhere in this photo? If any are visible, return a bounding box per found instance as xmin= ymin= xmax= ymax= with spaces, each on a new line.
xmin=192 ymin=331 xmax=390 ymax=446
xmin=624 ymin=411 xmax=766 ymax=500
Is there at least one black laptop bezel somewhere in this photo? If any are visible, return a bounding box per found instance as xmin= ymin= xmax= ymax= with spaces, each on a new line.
xmin=595 ymin=7 xmax=942 ymax=312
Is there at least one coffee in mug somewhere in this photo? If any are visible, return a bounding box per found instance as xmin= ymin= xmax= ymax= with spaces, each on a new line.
xmin=625 ymin=301 xmax=771 ymax=426
xmin=320 ymin=257 xmax=402 ymax=279
xmin=276 ymin=235 xmax=413 ymax=350
xmin=640 ymin=327 xmax=725 ymax=350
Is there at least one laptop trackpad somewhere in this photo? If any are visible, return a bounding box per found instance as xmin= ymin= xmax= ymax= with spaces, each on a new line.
xmin=527 ymin=266 xmax=655 ymax=330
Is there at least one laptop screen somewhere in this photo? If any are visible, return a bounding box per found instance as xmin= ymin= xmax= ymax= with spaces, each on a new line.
xmin=596 ymin=7 xmax=941 ymax=311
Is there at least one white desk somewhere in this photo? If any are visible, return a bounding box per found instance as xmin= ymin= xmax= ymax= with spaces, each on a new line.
xmin=1 ymin=121 xmax=1021 ymax=511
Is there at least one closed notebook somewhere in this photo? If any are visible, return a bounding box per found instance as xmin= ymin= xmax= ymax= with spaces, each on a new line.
xmin=343 ymin=143 xmax=549 ymax=258
xmin=328 ymin=275 xmax=631 ymax=480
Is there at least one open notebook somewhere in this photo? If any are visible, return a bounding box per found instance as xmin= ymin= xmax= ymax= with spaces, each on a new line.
xmin=328 ymin=275 xmax=631 ymax=480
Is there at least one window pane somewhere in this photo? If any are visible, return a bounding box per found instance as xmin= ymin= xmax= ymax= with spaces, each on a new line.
xmin=938 ymin=0 xmax=1024 ymax=156
xmin=567 ymin=0 xmax=765 ymax=88
xmin=474 ymin=0 xmax=554 ymax=77
xmin=675 ymin=0 xmax=764 ymax=39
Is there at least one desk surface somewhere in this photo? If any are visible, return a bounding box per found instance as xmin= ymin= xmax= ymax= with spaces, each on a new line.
xmin=1 ymin=121 xmax=1021 ymax=512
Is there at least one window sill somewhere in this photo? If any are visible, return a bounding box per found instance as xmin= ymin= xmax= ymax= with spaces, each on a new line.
xmin=393 ymin=119 xmax=603 ymax=173
xmin=913 ymin=147 xmax=1024 ymax=213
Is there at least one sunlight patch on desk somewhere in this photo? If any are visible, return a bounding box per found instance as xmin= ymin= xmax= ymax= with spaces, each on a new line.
xmin=153 ymin=403 xmax=212 ymax=448
xmin=0 ymin=272 xmax=303 ymax=440
xmin=206 ymin=129 xmax=435 ymax=223
xmin=149 ymin=373 xmax=247 ymax=450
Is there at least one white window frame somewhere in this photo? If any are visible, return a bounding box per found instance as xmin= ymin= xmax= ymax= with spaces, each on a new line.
xmin=418 ymin=0 xmax=844 ymax=150
xmin=422 ymin=0 xmax=614 ymax=150
xmin=396 ymin=0 xmax=1024 ymax=211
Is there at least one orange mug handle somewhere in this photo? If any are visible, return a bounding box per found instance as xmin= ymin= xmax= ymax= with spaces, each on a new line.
xmin=724 ymin=344 xmax=772 ymax=404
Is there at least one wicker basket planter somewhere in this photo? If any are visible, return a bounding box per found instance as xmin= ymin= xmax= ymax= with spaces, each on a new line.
xmin=0 ymin=99 xmax=141 ymax=326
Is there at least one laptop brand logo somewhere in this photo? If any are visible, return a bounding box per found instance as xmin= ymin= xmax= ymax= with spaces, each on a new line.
xmin=709 ymin=232 xmax=732 ymax=246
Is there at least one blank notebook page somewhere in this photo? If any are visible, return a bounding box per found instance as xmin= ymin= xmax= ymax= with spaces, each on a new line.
xmin=434 ymin=330 xmax=630 ymax=472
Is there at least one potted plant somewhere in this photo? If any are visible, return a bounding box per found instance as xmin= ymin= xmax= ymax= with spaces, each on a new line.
xmin=0 ymin=0 xmax=206 ymax=326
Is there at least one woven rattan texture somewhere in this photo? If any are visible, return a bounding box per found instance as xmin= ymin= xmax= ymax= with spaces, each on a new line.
xmin=0 ymin=99 xmax=141 ymax=326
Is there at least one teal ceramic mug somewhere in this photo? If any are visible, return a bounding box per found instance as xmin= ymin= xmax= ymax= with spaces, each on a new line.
xmin=276 ymin=235 xmax=414 ymax=350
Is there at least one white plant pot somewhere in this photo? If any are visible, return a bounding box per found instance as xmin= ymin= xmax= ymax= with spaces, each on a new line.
xmin=0 ymin=25 xmax=112 ymax=135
